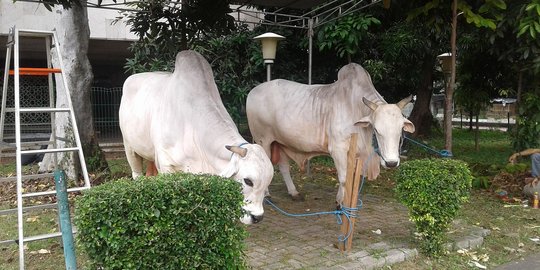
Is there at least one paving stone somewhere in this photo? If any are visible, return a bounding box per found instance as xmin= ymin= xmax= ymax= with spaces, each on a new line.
xmin=358 ymin=255 xmax=386 ymax=270
xmin=467 ymin=235 xmax=484 ymax=249
xmin=348 ymin=250 xmax=370 ymax=260
xmin=384 ymin=249 xmax=406 ymax=265
xmin=399 ymin=248 xmax=419 ymax=260
xmin=336 ymin=261 xmax=363 ymax=270
xmin=286 ymin=258 xmax=306 ymax=269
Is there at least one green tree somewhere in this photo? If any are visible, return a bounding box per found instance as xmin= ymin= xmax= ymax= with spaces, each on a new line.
xmin=123 ymin=0 xmax=236 ymax=73
xmin=407 ymin=0 xmax=507 ymax=153
xmin=317 ymin=13 xmax=381 ymax=63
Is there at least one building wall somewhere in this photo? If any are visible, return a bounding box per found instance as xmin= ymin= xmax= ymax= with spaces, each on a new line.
xmin=0 ymin=1 xmax=136 ymax=40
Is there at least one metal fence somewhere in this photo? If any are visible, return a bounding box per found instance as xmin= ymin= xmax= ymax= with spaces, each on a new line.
xmin=91 ymin=87 xmax=123 ymax=143
xmin=0 ymin=76 xmax=123 ymax=144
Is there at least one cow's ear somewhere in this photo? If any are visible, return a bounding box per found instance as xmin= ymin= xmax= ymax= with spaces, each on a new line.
xmin=226 ymin=145 xmax=247 ymax=157
xmin=219 ymin=155 xmax=239 ymax=178
xmin=403 ymin=119 xmax=415 ymax=133
xmin=362 ymin=97 xmax=378 ymax=111
xmin=354 ymin=116 xmax=371 ymax=128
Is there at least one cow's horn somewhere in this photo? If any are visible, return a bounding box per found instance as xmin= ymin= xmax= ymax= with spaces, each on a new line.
xmin=226 ymin=145 xmax=247 ymax=157
xmin=397 ymin=95 xmax=413 ymax=109
xmin=362 ymin=97 xmax=378 ymax=111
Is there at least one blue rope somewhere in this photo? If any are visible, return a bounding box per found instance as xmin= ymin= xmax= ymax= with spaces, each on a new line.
xmin=264 ymin=153 xmax=371 ymax=243
xmin=403 ymin=135 xmax=452 ymax=158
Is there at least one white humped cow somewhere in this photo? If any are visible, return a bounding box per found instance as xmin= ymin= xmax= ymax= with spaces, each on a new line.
xmin=246 ymin=63 xmax=415 ymax=205
xmin=119 ymin=50 xmax=274 ymax=224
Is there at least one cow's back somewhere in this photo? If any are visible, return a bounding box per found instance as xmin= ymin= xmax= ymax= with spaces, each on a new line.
xmin=247 ymin=79 xmax=336 ymax=154
xmin=119 ymin=72 xmax=171 ymax=161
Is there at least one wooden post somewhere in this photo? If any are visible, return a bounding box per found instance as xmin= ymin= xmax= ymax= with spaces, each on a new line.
xmin=338 ymin=133 xmax=363 ymax=251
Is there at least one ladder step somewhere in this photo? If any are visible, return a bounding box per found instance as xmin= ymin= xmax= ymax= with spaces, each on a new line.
xmin=21 ymin=147 xmax=79 ymax=155
xmin=9 ymin=68 xmax=61 ymax=76
xmin=24 ymin=232 xmax=62 ymax=243
xmin=5 ymin=107 xmax=71 ymax=113
xmin=0 ymin=173 xmax=55 ymax=184
xmin=22 ymin=186 xmax=89 ymax=198
xmin=21 ymin=107 xmax=70 ymax=113
xmin=0 ymin=203 xmax=57 ymax=216
xmin=18 ymin=29 xmax=55 ymax=37
xmin=0 ymin=228 xmax=78 ymax=246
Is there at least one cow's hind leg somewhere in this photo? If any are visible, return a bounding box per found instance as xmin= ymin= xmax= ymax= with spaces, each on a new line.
xmin=124 ymin=144 xmax=144 ymax=179
xmin=277 ymin=148 xmax=304 ymax=201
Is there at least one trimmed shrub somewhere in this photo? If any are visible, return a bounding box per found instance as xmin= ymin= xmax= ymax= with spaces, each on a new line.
xmin=395 ymin=158 xmax=472 ymax=256
xmin=75 ymin=172 xmax=248 ymax=270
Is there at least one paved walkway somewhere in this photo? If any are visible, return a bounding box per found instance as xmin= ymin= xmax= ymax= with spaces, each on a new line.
xmin=494 ymin=253 xmax=540 ymax=270
xmin=245 ymin=179 xmax=417 ymax=269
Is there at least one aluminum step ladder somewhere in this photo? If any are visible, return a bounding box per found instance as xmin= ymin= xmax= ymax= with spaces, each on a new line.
xmin=0 ymin=26 xmax=91 ymax=269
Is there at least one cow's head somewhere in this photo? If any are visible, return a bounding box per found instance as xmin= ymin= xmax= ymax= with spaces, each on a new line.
xmin=354 ymin=95 xmax=415 ymax=168
xmin=220 ymin=144 xmax=274 ymax=225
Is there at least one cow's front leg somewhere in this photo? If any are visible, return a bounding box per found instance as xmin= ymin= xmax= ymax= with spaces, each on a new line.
xmin=277 ymin=151 xmax=303 ymax=201
xmin=331 ymin=150 xmax=348 ymax=206
xmin=124 ymin=143 xmax=144 ymax=179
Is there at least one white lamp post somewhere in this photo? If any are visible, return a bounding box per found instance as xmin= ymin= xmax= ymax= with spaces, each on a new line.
xmin=254 ymin=32 xmax=285 ymax=81
xmin=437 ymin=53 xmax=452 ymax=75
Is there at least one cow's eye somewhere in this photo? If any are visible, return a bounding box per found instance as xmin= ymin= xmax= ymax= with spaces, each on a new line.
xmin=244 ymin=178 xmax=254 ymax=187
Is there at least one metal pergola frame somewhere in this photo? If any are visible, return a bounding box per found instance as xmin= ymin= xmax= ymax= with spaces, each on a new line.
xmin=18 ymin=0 xmax=384 ymax=83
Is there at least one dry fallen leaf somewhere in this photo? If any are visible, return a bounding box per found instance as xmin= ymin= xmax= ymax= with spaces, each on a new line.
xmin=469 ymin=261 xmax=487 ymax=269
xmin=26 ymin=216 xmax=39 ymax=223
xmin=37 ymin=249 xmax=50 ymax=254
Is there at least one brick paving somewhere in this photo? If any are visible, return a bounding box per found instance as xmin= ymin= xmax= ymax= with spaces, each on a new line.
xmin=245 ymin=174 xmax=490 ymax=269
xmin=245 ymin=177 xmax=417 ymax=269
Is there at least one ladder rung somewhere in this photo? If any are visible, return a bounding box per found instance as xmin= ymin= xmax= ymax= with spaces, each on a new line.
xmin=9 ymin=68 xmax=61 ymax=76
xmin=22 ymin=186 xmax=89 ymax=198
xmin=1 ymin=227 xmax=79 ymax=245
xmin=0 ymin=203 xmax=57 ymax=216
xmin=21 ymin=147 xmax=79 ymax=155
xmin=0 ymin=173 xmax=55 ymax=184
xmin=5 ymin=107 xmax=70 ymax=113
xmin=20 ymin=107 xmax=70 ymax=113
xmin=24 ymin=232 xmax=62 ymax=243
xmin=17 ymin=29 xmax=55 ymax=37
xmin=0 ymin=239 xmax=17 ymax=245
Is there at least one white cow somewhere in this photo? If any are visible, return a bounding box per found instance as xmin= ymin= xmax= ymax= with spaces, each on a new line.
xmin=246 ymin=63 xmax=415 ymax=204
xmin=119 ymin=50 xmax=274 ymax=224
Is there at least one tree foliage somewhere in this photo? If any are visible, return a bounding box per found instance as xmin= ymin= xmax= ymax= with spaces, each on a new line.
xmin=123 ymin=0 xmax=235 ymax=73
xmin=512 ymin=93 xmax=540 ymax=150
xmin=317 ymin=13 xmax=380 ymax=62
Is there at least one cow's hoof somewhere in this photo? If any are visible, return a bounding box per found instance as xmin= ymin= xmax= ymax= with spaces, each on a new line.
xmin=291 ymin=193 xmax=305 ymax=201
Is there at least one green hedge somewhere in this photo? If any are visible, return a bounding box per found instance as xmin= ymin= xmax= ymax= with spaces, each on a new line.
xmin=395 ymin=158 xmax=472 ymax=256
xmin=75 ymin=173 xmax=248 ymax=269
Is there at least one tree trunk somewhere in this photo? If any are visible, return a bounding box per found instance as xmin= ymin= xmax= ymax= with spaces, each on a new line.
xmin=444 ymin=0 xmax=458 ymax=153
xmin=39 ymin=2 xmax=109 ymax=179
xmin=474 ymin=112 xmax=479 ymax=151
xmin=408 ymin=55 xmax=435 ymax=138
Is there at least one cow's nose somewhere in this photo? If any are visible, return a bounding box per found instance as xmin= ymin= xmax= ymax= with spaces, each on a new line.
xmin=251 ymin=214 xmax=264 ymax=224
xmin=386 ymin=161 xmax=398 ymax=168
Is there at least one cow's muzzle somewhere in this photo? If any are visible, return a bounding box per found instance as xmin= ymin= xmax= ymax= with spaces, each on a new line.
xmin=385 ymin=160 xmax=399 ymax=168
xmin=251 ymin=214 xmax=264 ymax=224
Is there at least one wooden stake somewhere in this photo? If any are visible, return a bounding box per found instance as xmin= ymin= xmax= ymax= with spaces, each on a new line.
xmin=339 ymin=133 xmax=362 ymax=251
